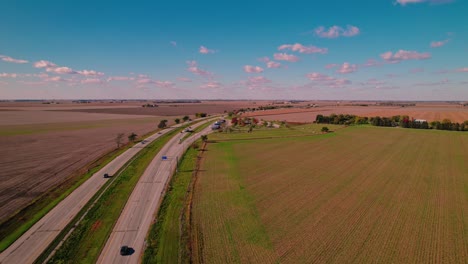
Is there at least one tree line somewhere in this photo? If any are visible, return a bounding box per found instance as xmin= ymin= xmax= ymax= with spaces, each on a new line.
xmin=315 ymin=114 xmax=468 ymax=132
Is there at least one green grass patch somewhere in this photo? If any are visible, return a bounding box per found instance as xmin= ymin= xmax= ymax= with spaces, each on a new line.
xmin=143 ymin=146 xmax=200 ymax=264
xmin=190 ymin=141 xmax=277 ymax=263
xmin=210 ymin=123 xmax=342 ymax=141
xmin=0 ymin=143 xmax=132 ymax=252
xmin=44 ymin=126 xmax=187 ymax=264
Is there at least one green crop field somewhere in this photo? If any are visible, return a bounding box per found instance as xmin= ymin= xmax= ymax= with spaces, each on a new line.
xmin=191 ymin=125 xmax=468 ymax=263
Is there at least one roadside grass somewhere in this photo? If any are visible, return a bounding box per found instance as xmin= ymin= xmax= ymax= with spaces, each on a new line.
xmin=0 ymin=143 xmax=131 ymax=252
xmin=143 ymin=145 xmax=200 ymax=264
xmin=44 ymin=126 xmax=187 ymax=264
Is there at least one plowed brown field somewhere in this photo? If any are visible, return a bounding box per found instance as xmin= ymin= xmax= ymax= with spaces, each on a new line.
xmin=192 ymin=126 xmax=468 ymax=263
xmin=244 ymin=105 xmax=468 ymax=123
xmin=0 ymin=111 xmax=163 ymax=223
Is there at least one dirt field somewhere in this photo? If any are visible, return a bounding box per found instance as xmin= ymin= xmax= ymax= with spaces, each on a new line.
xmin=0 ymin=100 xmax=258 ymax=224
xmin=244 ymin=104 xmax=468 ymax=123
xmin=0 ymin=115 xmax=163 ymax=223
xmin=54 ymin=102 xmax=265 ymax=116
xmin=191 ymin=125 xmax=468 ymax=263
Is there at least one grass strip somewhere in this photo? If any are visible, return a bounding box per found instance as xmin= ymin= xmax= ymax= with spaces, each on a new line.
xmin=0 ymin=142 xmax=133 ymax=252
xmin=39 ymin=125 xmax=187 ymax=264
xmin=142 ymin=144 xmax=201 ymax=264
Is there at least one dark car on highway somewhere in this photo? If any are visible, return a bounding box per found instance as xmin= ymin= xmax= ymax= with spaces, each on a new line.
xmin=120 ymin=245 xmax=130 ymax=256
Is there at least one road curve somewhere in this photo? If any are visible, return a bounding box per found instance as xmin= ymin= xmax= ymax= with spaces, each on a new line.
xmin=0 ymin=124 xmax=188 ymax=264
xmin=97 ymin=120 xmax=215 ymax=264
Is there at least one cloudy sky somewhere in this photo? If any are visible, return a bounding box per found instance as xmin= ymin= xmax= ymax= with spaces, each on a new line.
xmin=0 ymin=0 xmax=467 ymax=100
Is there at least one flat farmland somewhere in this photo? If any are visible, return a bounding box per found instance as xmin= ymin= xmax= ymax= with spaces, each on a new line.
xmin=244 ymin=104 xmax=468 ymax=123
xmin=57 ymin=101 xmax=265 ymax=116
xmin=191 ymin=125 xmax=468 ymax=263
xmin=0 ymin=109 xmax=165 ymax=224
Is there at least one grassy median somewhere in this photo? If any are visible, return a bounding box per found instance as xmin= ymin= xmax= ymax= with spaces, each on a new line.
xmin=45 ymin=127 xmax=186 ymax=264
xmin=143 ymin=144 xmax=200 ymax=264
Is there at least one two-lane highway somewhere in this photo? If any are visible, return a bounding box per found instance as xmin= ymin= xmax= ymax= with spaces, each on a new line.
xmin=0 ymin=123 xmax=190 ymax=264
xmin=97 ymin=119 xmax=215 ymax=264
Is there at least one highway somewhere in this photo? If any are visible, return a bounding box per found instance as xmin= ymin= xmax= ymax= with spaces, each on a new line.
xmin=0 ymin=123 xmax=192 ymax=264
xmin=97 ymin=119 xmax=215 ymax=264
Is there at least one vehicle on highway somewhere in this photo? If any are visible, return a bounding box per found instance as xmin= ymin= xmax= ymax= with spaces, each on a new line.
xmin=120 ymin=245 xmax=130 ymax=256
xmin=103 ymin=173 xmax=110 ymax=178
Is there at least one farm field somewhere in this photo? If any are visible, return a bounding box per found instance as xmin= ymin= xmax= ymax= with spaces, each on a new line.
xmin=191 ymin=125 xmax=468 ymax=263
xmin=244 ymin=104 xmax=468 ymax=123
xmin=0 ymin=111 xmax=165 ymax=225
xmin=0 ymin=100 xmax=258 ymax=233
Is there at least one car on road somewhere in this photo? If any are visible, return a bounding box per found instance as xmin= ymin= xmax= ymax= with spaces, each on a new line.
xmin=103 ymin=173 xmax=110 ymax=178
xmin=120 ymin=245 xmax=130 ymax=256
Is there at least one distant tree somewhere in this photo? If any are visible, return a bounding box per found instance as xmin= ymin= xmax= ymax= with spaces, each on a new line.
xmin=442 ymin=119 xmax=452 ymax=130
xmin=128 ymin=132 xmax=137 ymax=142
xmin=201 ymin=134 xmax=208 ymax=142
xmin=115 ymin=133 xmax=125 ymax=148
xmin=315 ymin=114 xmax=324 ymax=123
xmin=182 ymin=115 xmax=190 ymax=122
xmin=321 ymin=127 xmax=329 ymax=133
xmin=158 ymin=120 xmax=168 ymax=129
xmin=174 ymin=118 xmax=180 ymax=124
xmin=421 ymin=122 xmax=429 ymax=130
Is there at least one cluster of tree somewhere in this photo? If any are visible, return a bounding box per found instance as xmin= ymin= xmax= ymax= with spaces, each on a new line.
xmin=158 ymin=120 xmax=168 ymax=129
xmin=377 ymin=102 xmax=416 ymax=107
xmin=231 ymin=117 xmax=259 ymax=126
xmin=316 ymin=114 xmax=468 ymax=132
xmin=174 ymin=115 xmax=190 ymax=124
xmin=315 ymin=114 xmax=368 ymax=125
xmin=115 ymin=132 xmax=138 ymax=148
xmin=142 ymin=104 xmax=157 ymax=107
xmin=195 ymin=112 xmax=207 ymax=118
xmin=429 ymin=119 xmax=468 ymax=131
xmin=234 ymin=105 xmax=294 ymax=114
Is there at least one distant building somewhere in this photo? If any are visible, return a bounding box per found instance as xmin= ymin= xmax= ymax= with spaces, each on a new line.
xmin=414 ymin=119 xmax=427 ymax=123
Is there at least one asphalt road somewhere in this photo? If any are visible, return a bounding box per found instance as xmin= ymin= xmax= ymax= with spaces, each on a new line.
xmin=0 ymin=124 xmax=187 ymax=264
xmin=97 ymin=120 xmax=215 ymax=264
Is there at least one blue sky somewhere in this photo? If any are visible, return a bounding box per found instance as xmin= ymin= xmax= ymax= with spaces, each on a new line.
xmin=0 ymin=0 xmax=467 ymax=100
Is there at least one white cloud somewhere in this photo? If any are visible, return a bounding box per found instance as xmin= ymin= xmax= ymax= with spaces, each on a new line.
xmin=278 ymin=43 xmax=327 ymax=54
xmin=243 ymin=65 xmax=264 ymax=73
xmin=34 ymin=60 xmax=57 ymax=68
xmin=314 ymin=25 xmax=360 ymax=38
xmin=0 ymin=55 xmax=28 ymax=64
xmin=199 ymin=46 xmax=216 ymax=54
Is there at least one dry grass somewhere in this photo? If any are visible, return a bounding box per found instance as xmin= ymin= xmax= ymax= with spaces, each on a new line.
xmin=192 ymin=125 xmax=468 ymax=263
